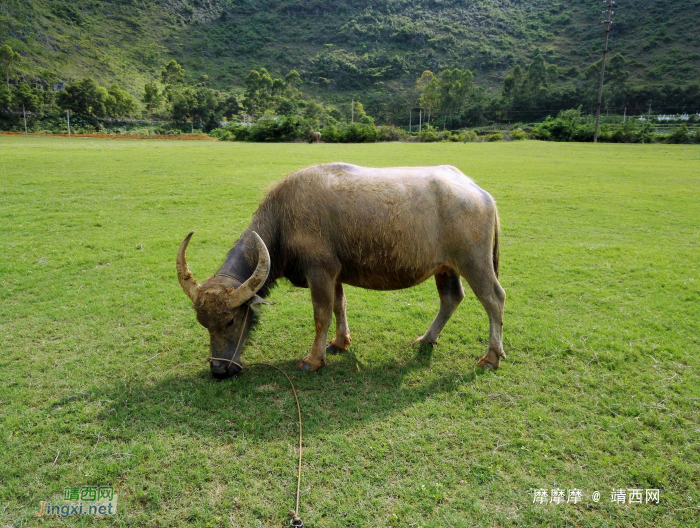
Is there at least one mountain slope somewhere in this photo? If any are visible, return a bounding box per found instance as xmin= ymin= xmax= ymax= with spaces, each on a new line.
xmin=2 ymin=0 xmax=699 ymax=100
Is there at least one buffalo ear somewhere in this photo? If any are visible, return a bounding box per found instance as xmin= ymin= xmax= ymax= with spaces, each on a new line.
xmin=249 ymin=294 xmax=274 ymax=306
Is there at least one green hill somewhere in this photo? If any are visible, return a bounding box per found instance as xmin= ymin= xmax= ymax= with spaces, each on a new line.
xmin=1 ymin=0 xmax=699 ymax=121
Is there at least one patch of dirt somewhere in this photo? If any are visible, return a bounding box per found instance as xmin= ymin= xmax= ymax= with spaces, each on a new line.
xmin=0 ymin=132 xmax=217 ymax=141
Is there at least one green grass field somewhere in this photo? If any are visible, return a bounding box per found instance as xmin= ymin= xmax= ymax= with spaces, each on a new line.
xmin=1 ymin=137 xmax=699 ymax=527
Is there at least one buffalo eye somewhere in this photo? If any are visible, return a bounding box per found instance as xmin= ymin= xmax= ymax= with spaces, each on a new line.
xmin=226 ymin=318 xmax=235 ymax=328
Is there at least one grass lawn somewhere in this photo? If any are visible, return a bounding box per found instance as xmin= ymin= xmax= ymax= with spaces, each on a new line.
xmin=1 ymin=136 xmax=699 ymax=527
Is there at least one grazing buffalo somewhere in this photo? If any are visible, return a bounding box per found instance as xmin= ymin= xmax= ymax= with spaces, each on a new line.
xmin=309 ymin=131 xmax=321 ymax=143
xmin=177 ymin=163 xmax=505 ymax=378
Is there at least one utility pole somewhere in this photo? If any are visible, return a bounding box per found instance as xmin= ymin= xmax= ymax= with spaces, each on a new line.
xmin=22 ymin=105 xmax=27 ymax=136
xmin=409 ymin=108 xmax=412 ymax=132
xmin=419 ymin=108 xmax=422 ymax=132
xmin=594 ymin=0 xmax=615 ymax=143
xmin=351 ymin=98 xmax=354 ymax=123
xmin=67 ymin=110 xmax=71 ymax=137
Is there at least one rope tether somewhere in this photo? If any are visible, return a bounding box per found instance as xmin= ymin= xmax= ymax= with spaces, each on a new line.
xmin=207 ymin=306 xmax=304 ymax=527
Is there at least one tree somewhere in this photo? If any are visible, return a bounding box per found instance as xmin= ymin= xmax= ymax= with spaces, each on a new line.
xmin=278 ymin=98 xmax=299 ymax=117
xmin=192 ymin=87 xmax=222 ymax=125
xmin=606 ymin=54 xmax=629 ymax=106
xmin=437 ymin=68 xmax=474 ymax=126
xmin=501 ymin=55 xmax=560 ymax=120
xmin=285 ymin=70 xmax=301 ymax=89
xmin=415 ymin=70 xmax=434 ymax=93
xmin=0 ymin=44 xmax=21 ymax=90
xmin=271 ymin=78 xmax=286 ymax=96
xmin=352 ymin=101 xmax=366 ymax=121
xmin=220 ymin=93 xmax=243 ymax=120
xmin=143 ymin=82 xmax=162 ymax=114
xmin=526 ymin=55 xmax=548 ymax=94
xmin=161 ymin=60 xmax=185 ymax=85
xmin=582 ymin=54 xmax=628 ymax=111
xmin=302 ymin=100 xmax=323 ymax=121
xmin=14 ymin=82 xmax=39 ymax=112
xmin=171 ymin=86 xmax=198 ymax=122
xmin=106 ymin=84 xmax=137 ymax=117
xmin=244 ymin=69 xmax=274 ymax=116
xmin=172 ymin=86 xmax=222 ymax=129
xmin=57 ymin=78 xmax=109 ymax=117
xmin=0 ymin=85 xmax=12 ymax=113
xmin=243 ymin=68 xmax=297 ymax=117
xmin=416 ymin=71 xmax=440 ymax=124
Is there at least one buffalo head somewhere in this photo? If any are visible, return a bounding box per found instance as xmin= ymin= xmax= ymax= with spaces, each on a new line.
xmin=176 ymin=231 xmax=271 ymax=378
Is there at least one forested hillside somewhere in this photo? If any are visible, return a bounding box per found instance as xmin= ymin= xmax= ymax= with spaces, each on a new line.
xmin=1 ymin=0 xmax=699 ymax=127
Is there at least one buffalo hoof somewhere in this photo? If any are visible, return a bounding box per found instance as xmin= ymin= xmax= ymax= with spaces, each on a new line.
xmin=413 ymin=335 xmax=437 ymax=346
xmin=476 ymin=350 xmax=505 ymax=370
xmin=297 ymin=357 xmax=324 ymax=372
xmin=476 ymin=356 xmax=499 ymax=369
xmin=325 ymin=343 xmax=345 ymax=355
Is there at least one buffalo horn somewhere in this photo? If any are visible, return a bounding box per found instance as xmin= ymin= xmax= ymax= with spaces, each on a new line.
xmin=227 ymin=231 xmax=271 ymax=307
xmin=176 ymin=231 xmax=201 ymax=303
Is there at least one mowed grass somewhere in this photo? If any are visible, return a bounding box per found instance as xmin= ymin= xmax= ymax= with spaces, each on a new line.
xmin=1 ymin=136 xmax=699 ymax=528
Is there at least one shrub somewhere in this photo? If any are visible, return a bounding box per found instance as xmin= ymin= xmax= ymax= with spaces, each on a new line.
xmin=531 ymin=107 xmax=594 ymax=142
xmin=486 ymin=132 xmax=502 ymax=142
xmin=359 ymin=115 xmax=375 ymax=125
xmin=417 ymin=126 xmax=440 ymax=142
xmin=209 ymin=127 xmax=230 ymax=139
xmin=320 ymin=125 xmax=340 ymax=143
xmin=511 ymin=130 xmax=527 ymax=140
xmin=341 ymin=123 xmax=379 ymax=143
xmin=459 ymin=130 xmax=477 ymax=142
xmin=666 ymin=124 xmax=691 ymax=144
xmin=221 ymin=116 xmax=313 ymax=142
xmin=376 ymin=126 xmax=408 ymax=142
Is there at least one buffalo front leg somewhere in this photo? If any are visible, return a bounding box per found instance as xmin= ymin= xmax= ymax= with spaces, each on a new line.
xmin=326 ymin=282 xmax=351 ymax=354
xmin=416 ymin=271 xmax=465 ymax=345
xmin=298 ymin=269 xmax=337 ymax=372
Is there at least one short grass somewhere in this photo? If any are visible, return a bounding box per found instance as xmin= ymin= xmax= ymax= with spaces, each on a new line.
xmin=1 ymin=137 xmax=699 ymax=528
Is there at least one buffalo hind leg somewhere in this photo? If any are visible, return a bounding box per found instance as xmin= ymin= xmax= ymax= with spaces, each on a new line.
xmin=458 ymin=259 xmax=506 ymax=369
xmin=417 ymin=271 xmax=465 ymax=345
xmin=298 ymin=268 xmax=337 ymax=372
xmin=326 ymin=282 xmax=351 ymax=354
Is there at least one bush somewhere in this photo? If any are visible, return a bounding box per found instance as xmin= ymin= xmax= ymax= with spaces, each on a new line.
xmin=318 ymin=123 xmax=382 ymax=143
xmin=376 ymin=126 xmax=408 ymax=142
xmin=209 ymin=127 xmax=231 ymax=139
xmin=458 ymin=130 xmax=478 ymax=142
xmin=531 ymin=107 xmax=594 ymax=142
xmin=222 ymin=116 xmax=313 ymax=142
xmin=320 ymin=125 xmax=340 ymax=143
xmin=417 ymin=126 xmax=440 ymax=142
xmin=486 ymin=132 xmax=502 ymax=142
xmin=341 ymin=123 xmax=379 ymax=143
xmin=666 ymin=124 xmax=691 ymax=144
xmin=511 ymin=130 xmax=527 ymax=140
xmin=359 ymin=115 xmax=375 ymax=125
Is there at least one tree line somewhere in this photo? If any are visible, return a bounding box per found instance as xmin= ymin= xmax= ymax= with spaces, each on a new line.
xmin=2 ymin=40 xmax=699 ymax=135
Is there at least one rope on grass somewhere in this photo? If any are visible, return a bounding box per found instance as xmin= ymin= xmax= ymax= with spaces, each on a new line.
xmin=207 ymin=306 xmax=305 ymax=527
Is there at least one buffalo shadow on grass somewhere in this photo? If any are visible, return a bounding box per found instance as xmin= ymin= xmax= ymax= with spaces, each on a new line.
xmin=87 ymin=343 xmax=488 ymax=445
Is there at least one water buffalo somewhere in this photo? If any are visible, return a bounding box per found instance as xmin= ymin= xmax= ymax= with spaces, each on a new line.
xmin=177 ymin=163 xmax=505 ymax=378
xmin=309 ymin=131 xmax=321 ymax=143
